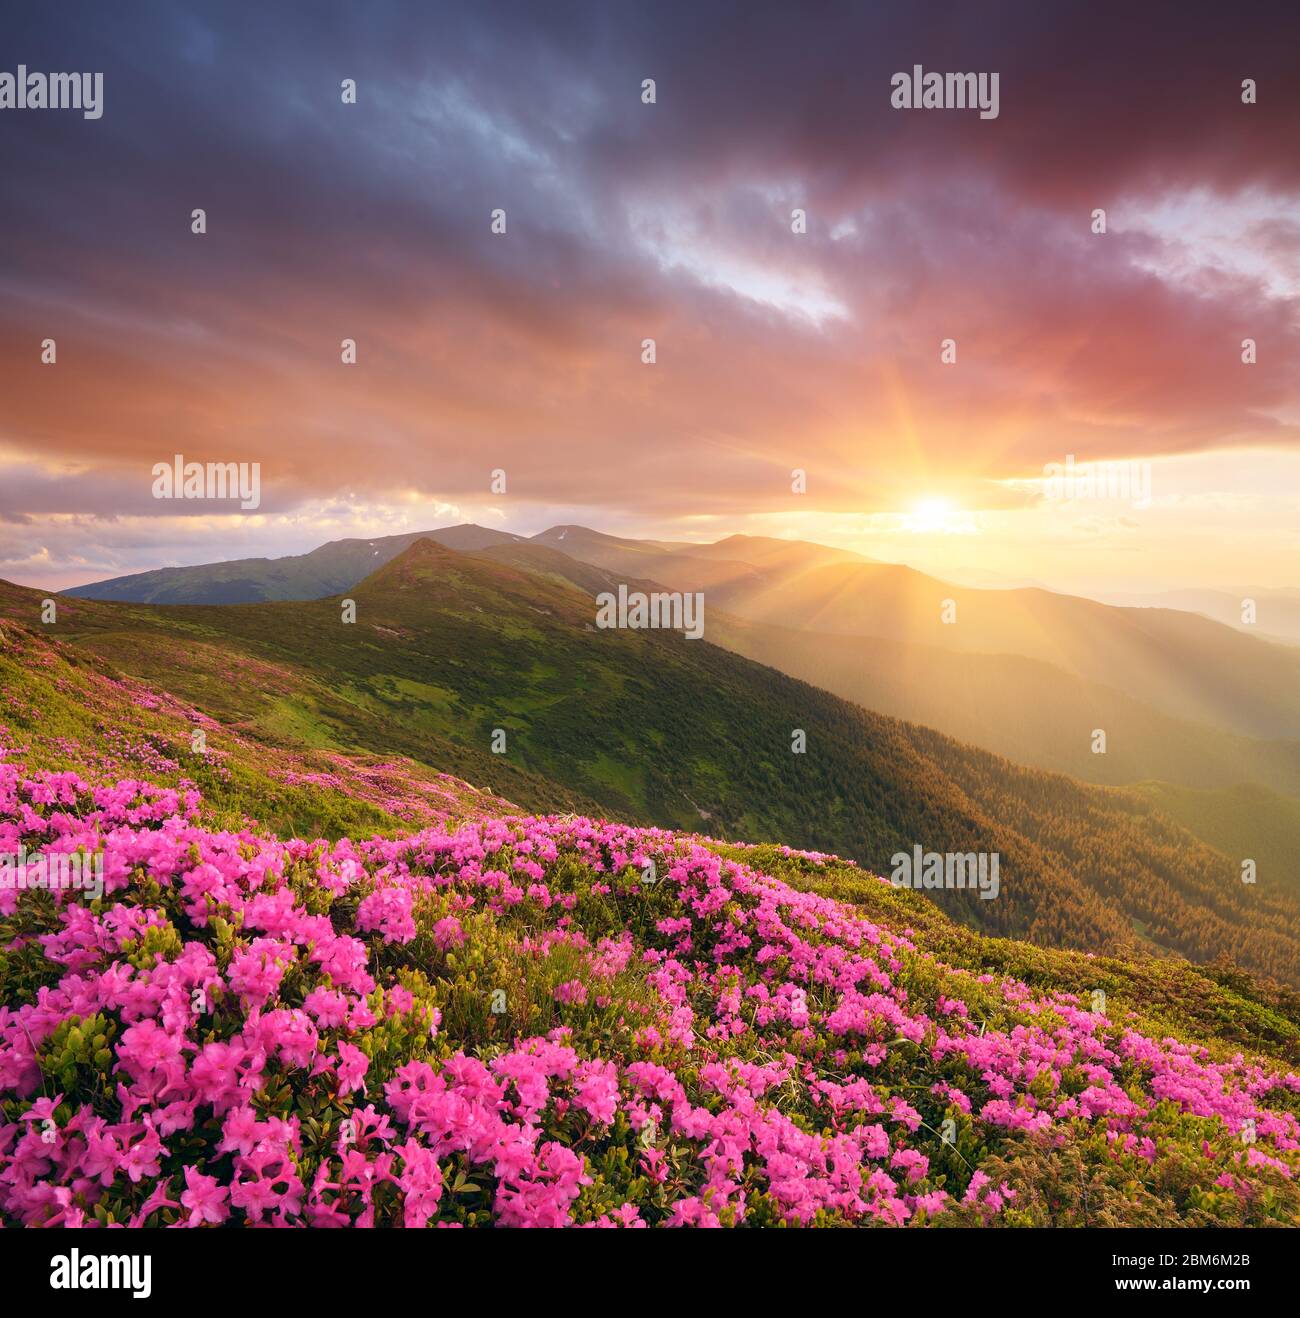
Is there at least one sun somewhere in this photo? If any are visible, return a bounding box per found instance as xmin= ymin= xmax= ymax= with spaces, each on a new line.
xmin=906 ymin=497 xmax=957 ymax=533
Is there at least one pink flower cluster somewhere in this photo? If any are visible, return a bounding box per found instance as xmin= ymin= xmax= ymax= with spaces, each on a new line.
xmin=1 ymin=749 xmax=1298 ymax=1228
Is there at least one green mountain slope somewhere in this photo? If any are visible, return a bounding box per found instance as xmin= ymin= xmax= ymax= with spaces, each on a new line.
xmin=472 ymin=542 xmax=1300 ymax=799
xmin=1130 ymin=780 xmax=1300 ymax=894
xmin=702 ymin=611 xmax=1300 ymax=798
xmin=0 ymin=610 xmax=525 ymax=839
xmin=8 ymin=540 xmax=1300 ymax=985
xmin=536 ymin=528 xmax=1300 ymax=743
xmin=65 ymin=523 xmax=1300 ymax=776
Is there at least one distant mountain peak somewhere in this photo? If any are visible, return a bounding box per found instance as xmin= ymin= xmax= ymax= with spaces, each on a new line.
xmin=355 ymin=536 xmax=462 ymax=584
xmin=533 ymin=524 xmax=618 ymax=544
xmin=62 ymin=523 xmax=525 ymax=605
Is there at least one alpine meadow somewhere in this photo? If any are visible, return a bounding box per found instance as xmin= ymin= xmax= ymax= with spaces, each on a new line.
xmin=2 ymin=0 xmax=1300 ymax=1293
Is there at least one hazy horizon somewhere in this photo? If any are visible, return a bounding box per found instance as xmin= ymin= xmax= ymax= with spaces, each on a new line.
xmin=12 ymin=506 xmax=1297 ymax=608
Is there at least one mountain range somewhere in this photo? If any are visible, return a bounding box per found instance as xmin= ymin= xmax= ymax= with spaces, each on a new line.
xmin=64 ymin=523 xmax=1300 ymax=801
xmin=7 ymin=534 xmax=1298 ymax=984
xmin=63 ymin=524 xmax=527 ymax=605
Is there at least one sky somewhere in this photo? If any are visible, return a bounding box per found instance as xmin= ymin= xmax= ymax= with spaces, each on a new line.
xmin=1 ymin=0 xmax=1298 ymax=595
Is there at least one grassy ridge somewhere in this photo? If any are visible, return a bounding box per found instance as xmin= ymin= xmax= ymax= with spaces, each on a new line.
xmin=5 ymin=540 xmax=1300 ymax=985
